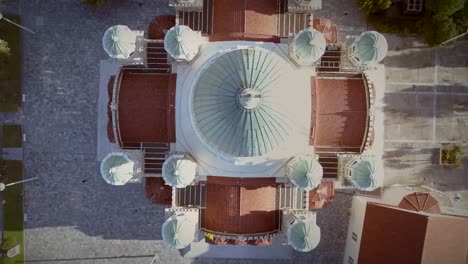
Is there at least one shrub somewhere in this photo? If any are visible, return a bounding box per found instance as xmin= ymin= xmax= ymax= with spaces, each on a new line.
xmin=426 ymin=0 xmax=465 ymax=19
xmin=0 ymin=39 xmax=10 ymax=56
xmin=0 ymin=158 xmax=7 ymax=183
xmin=423 ymin=16 xmax=458 ymax=46
xmin=441 ymin=144 xmax=463 ymax=168
xmin=452 ymin=1 xmax=468 ymax=31
xmin=82 ymin=0 xmax=107 ymax=5
xmin=367 ymin=15 xmax=423 ymax=34
xmin=357 ymin=0 xmax=392 ymax=14
xmin=0 ymin=256 xmax=13 ymax=264
xmin=0 ymin=237 xmax=17 ymax=251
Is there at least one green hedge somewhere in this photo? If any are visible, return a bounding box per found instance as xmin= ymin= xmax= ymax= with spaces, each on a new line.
xmin=0 ymin=15 xmax=21 ymax=112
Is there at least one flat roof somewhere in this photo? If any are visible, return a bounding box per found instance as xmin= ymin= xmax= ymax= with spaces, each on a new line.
xmin=117 ymin=70 xmax=176 ymax=144
xmin=358 ymin=202 xmax=468 ymax=264
xmin=205 ymin=176 xmax=278 ymax=235
xmin=312 ymin=76 xmax=367 ymax=150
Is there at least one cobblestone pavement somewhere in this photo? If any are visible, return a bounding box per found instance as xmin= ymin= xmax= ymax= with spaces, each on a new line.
xmin=14 ymin=1 xmax=356 ymax=264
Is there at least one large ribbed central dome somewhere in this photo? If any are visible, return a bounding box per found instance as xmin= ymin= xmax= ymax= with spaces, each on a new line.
xmin=192 ymin=48 xmax=296 ymax=157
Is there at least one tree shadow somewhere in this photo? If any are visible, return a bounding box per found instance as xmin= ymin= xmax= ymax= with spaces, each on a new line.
xmin=384 ymin=87 xmax=468 ymax=120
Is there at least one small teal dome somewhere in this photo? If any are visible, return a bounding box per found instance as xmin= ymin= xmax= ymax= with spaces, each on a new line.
xmin=162 ymin=155 xmax=197 ymax=188
xmin=287 ymin=219 xmax=321 ymax=252
xmin=164 ymin=25 xmax=200 ymax=61
xmin=291 ymin=28 xmax=326 ymax=65
xmin=162 ymin=216 xmax=196 ymax=249
xmin=287 ymin=156 xmax=323 ymax=190
xmin=102 ymin=25 xmax=136 ymax=59
xmin=353 ymin=31 xmax=388 ymax=65
xmin=351 ymin=160 xmax=378 ymax=191
xmin=100 ymin=153 xmax=134 ymax=185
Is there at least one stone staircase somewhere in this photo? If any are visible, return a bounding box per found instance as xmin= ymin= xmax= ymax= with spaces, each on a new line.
xmin=143 ymin=142 xmax=170 ymax=174
xmin=175 ymin=182 xmax=207 ymax=207
xmin=317 ymin=46 xmax=341 ymax=72
xmin=277 ymin=0 xmax=311 ymax=38
xmin=177 ymin=0 xmax=213 ymax=35
xmin=146 ymin=41 xmax=171 ymax=73
xmin=277 ymin=185 xmax=308 ymax=210
xmin=316 ymin=152 xmax=338 ymax=179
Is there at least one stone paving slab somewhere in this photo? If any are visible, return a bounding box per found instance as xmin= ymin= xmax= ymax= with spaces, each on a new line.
xmin=435 ymin=94 xmax=468 ymax=142
xmin=384 ymin=92 xmax=434 ymax=141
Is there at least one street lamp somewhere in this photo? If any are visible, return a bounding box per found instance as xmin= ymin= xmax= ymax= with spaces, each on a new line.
xmin=0 ymin=12 xmax=35 ymax=34
xmin=0 ymin=177 xmax=38 ymax=192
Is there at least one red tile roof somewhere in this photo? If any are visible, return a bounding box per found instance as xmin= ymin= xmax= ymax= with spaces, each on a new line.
xmin=358 ymin=202 xmax=468 ymax=264
xmin=107 ymin=76 xmax=116 ymax=143
xmin=205 ymin=176 xmax=278 ymax=235
xmin=148 ymin=15 xmax=176 ymax=40
xmin=117 ymin=70 xmax=176 ymax=144
xmin=359 ymin=203 xmax=429 ymax=264
xmin=312 ymin=77 xmax=367 ymax=150
xmin=145 ymin=177 xmax=172 ymax=205
xmin=209 ymin=0 xmax=280 ymax=42
xmin=313 ymin=18 xmax=338 ymax=44
xmin=308 ymin=181 xmax=335 ymax=209
xmin=398 ymin=192 xmax=441 ymax=214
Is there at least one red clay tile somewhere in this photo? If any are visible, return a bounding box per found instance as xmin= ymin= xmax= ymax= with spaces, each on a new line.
xmin=313 ymin=18 xmax=338 ymax=44
xmin=117 ymin=70 xmax=176 ymax=143
xmin=145 ymin=177 xmax=172 ymax=205
xmin=205 ymin=176 xmax=278 ymax=235
xmin=313 ymin=77 xmax=367 ymax=149
xmin=209 ymin=0 xmax=279 ymax=42
xmin=148 ymin=15 xmax=176 ymax=40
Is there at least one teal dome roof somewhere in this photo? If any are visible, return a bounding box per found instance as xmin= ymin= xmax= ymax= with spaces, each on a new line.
xmin=192 ymin=48 xmax=295 ymax=157
xmin=162 ymin=155 xmax=197 ymax=188
xmin=162 ymin=216 xmax=196 ymax=249
xmin=354 ymin=31 xmax=388 ymax=65
xmin=351 ymin=160 xmax=378 ymax=191
xmin=164 ymin=25 xmax=200 ymax=61
xmin=102 ymin=25 xmax=136 ymax=59
xmin=287 ymin=156 xmax=323 ymax=190
xmin=100 ymin=153 xmax=134 ymax=185
xmin=291 ymin=28 xmax=326 ymax=65
xmin=287 ymin=219 xmax=321 ymax=252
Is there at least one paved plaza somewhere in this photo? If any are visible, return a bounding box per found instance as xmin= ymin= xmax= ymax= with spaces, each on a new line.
xmin=0 ymin=0 xmax=465 ymax=264
xmin=382 ymin=35 xmax=468 ymax=191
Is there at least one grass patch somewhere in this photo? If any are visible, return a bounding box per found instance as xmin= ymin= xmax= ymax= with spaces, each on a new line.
xmin=3 ymin=160 xmax=24 ymax=263
xmin=0 ymin=14 xmax=22 ymax=112
xmin=2 ymin=125 xmax=22 ymax=148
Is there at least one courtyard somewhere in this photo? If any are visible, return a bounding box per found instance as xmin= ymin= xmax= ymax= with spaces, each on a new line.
xmin=0 ymin=0 xmax=466 ymax=264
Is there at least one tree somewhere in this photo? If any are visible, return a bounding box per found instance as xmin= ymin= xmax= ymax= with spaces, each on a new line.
xmin=0 ymin=39 xmax=10 ymax=56
xmin=0 ymin=237 xmax=17 ymax=251
xmin=425 ymin=0 xmax=465 ymax=19
xmin=0 ymin=158 xmax=7 ymax=183
xmin=0 ymin=256 xmax=13 ymax=264
xmin=453 ymin=1 xmax=468 ymax=31
xmin=82 ymin=0 xmax=107 ymax=5
xmin=357 ymin=0 xmax=392 ymax=14
xmin=423 ymin=17 xmax=458 ymax=46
